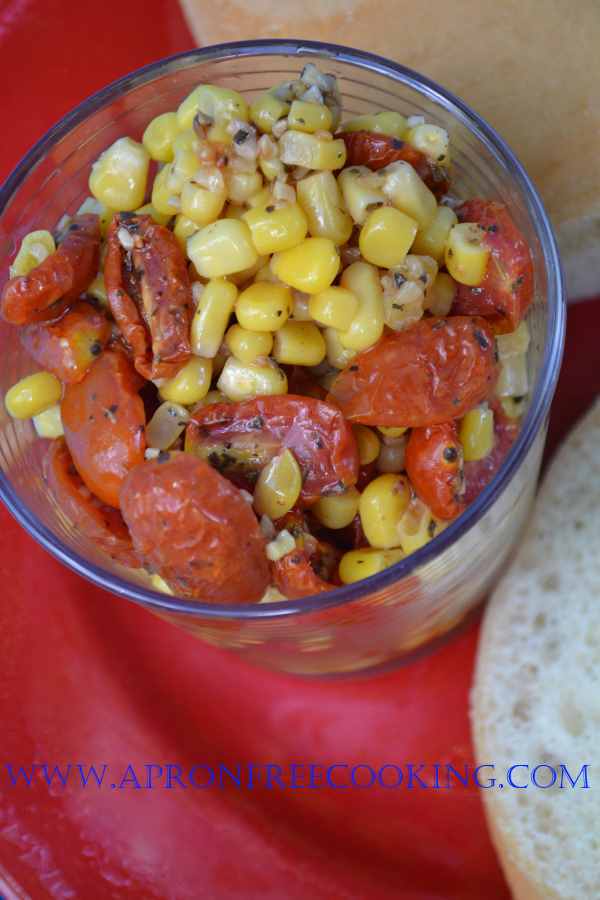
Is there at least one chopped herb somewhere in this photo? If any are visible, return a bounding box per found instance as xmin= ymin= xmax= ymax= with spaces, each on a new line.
xmin=297 ymin=117 xmax=306 ymax=124
xmin=437 ymin=154 xmax=445 ymax=162
xmin=391 ymin=138 xmax=404 ymax=149
xmin=248 ymin=416 xmax=264 ymax=430
xmin=393 ymin=272 xmax=406 ymax=287
xmin=392 ymin=303 xmax=404 ymax=310
xmin=473 ymin=328 xmax=490 ymax=351
xmin=487 ymin=224 xmax=498 ymax=233
xmin=233 ymin=129 xmax=248 ymax=144
xmin=315 ymin=436 xmax=324 ymax=449
xmin=511 ymin=275 xmax=525 ymax=292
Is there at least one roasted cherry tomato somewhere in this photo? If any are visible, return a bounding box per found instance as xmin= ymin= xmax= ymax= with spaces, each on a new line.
xmin=463 ymin=406 xmax=519 ymax=504
xmin=20 ymin=300 xmax=111 ymax=384
xmin=405 ymin=421 xmax=466 ymax=520
xmin=104 ymin=213 xmax=193 ymax=380
xmin=327 ymin=317 xmax=498 ymax=428
xmin=120 ymin=452 xmax=270 ymax=603
xmin=44 ymin=439 xmax=138 ymax=567
xmin=61 ymin=348 xmax=146 ymax=508
xmin=186 ymin=395 xmax=359 ymax=504
xmin=452 ymin=199 xmax=534 ymax=333
xmin=1 ymin=214 xmax=101 ymax=325
xmin=271 ymin=511 xmax=340 ymax=599
xmin=339 ymin=131 xmax=450 ymax=196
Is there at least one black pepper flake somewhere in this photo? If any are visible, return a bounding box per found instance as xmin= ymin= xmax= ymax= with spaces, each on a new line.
xmin=511 ymin=275 xmax=525 ymax=292
xmin=277 ymin=309 xmax=282 ymax=316
xmin=248 ymin=416 xmax=264 ymax=430
xmin=473 ymin=328 xmax=490 ymax=351
xmin=443 ymin=446 xmax=458 ymax=463
xmin=90 ymin=341 xmax=102 ymax=356
xmin=315 ymin=436 xmax=324 ymax=449
xmin=265 ymin=205 xmax=275 ymax=213
xmin=297 ymin=117 xmax=306 ymax=124
xmin=291 ymin=555 xmax=302 ymax=565
xmin=233 ymin=129 xmax=248 ymax=144
xmin=418 ymin=273 xmax=428 ymax=284
xmin=391 ymin=138 xmax=404 ymax=149
xmin=437 ymin=154 xmax=445 ymax=162
xmin=393 ymin=272 xmax=406 ymax=287
xmin=392 ymin=303 xmax=404 ymax=310
xmin=349 ymin=364 xmax=359 ymax=372
xmin=513 ymin=395 xmax=525 ymax=403
xmin=487 ymin=224 xmax=498 ymax=234
xmin=427 ymin=519 xmax=437 ymax=538
xmin=447 ymin=248 xmax=454 ymax=257
xmin=157 ymin=450 xmax=170 ymax=463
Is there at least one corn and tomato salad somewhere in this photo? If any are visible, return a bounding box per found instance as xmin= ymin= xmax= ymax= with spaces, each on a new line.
xmin=1 ymin=64 xmax=534 ymax=604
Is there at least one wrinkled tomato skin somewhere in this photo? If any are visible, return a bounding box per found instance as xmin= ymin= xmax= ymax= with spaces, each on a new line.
xmin=271 ymin=511 xmax=339 ymax=599
xmin=405 ymin=421 xmax=466 ymax=520
xmin=1 ymin=214 xmax=101 ymax=325
xmin=44 ymin=439 xmax=138 ymax=567
xmin=453 ymin=199 xmax=534 ymax=333
xmin=187 ymin=395 xmax=359 ymax=504
xmin=20 ymin=300 xmax=111 ymax=383
xmin=463 ymin=406 xmax=519 ymax=505
xmin=272 ymin=550 xmax=332 ymax=600
xmin=327 ymin=317 xmax=498 ymax=428
xmin=105 ymin=214 xmax=193 ymax=380
xmin=61 ymin=348 xmax=146 ymax=508
xmin=339 ymin=131 xmax=450 ymax=196
xmin=120 ymin=453 xmax=269 ymax=603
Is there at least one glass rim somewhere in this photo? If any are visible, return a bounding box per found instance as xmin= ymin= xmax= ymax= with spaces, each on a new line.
xmin=0 ymin=39 xmax=566 ymax=621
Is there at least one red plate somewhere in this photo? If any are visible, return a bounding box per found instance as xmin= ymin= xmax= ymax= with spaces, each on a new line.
xmin=0 ymin=4 xmax=598 ymax=896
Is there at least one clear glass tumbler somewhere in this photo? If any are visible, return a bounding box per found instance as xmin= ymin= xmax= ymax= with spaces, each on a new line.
xmin=0 ymin=41 xmax=565 ymax=675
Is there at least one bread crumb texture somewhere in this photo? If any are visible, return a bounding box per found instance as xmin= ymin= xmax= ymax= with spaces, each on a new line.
xmin=472 ymin=398 xmax=600 ymax=900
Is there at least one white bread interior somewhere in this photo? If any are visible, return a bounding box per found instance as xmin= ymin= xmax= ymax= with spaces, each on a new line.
xmin=472 ymin=398 xmax=600 ymax=900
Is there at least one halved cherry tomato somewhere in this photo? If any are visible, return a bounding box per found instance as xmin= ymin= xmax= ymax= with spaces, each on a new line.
xmin=338 ymin=131 xmax=450 ymax=196
xmin=271 ymin=511 xmax=340 ymax=599
xmin=1 ymin=214 xmax=101 ymax=325
xmin=463 ymin=406 xmax=519 ymax=504
xmin=405 ymin=421 xmax=466 ymax=520
xmin=186 ymin=395 xmax=359 ymax=504
xmin=104 ymin=213 xmax=193 ymax=380
xmin=120 ymin=452 xmax=269 ymax=603
xmin=44 ymin=439 xmax=138 ymax=567
xmin=61 ymin=348 xmax=146 ymax=508
xmin=327 ymin=317 xmax=498 ymax=428
xmin=20 ymin=300 xmax=111 ymax=383
xmin=452 ymin=199 xmax=534 ymax=333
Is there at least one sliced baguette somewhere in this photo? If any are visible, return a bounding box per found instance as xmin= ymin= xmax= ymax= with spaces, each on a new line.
xmin=472 ymin=398 xmax=600 ymax=900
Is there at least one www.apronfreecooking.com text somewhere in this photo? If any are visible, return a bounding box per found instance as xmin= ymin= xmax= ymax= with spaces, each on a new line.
xmin=1 ymin=762 xmax=591 ymax=791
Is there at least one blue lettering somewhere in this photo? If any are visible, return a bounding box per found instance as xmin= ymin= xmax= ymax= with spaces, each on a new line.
xmin=165 ymin=764 xmax=186 ymax=789
xmin=144 ymin=765 xmax=163 ymax=789
xmin=218 ymin=764 xmax=242 ymax=788
xmin=326 ymin=764 xmax=349 ymax=789
xmin=77 ymin=764 xmax=108 ymax=788
xmin=473 ymin=765 xmax=496 ymax=788
xmin=188 ymin=765 xmax=215 ymax=789
xmin=308 ymin=764 xmax=323 ymax=789
xmin=377 ymin=765 xmax=403 ymax=788
xmin=507 ymin=765 xmax=529 ymax=789
xmin=118 ymin=764 xmax=142 ymax=790
xmin=559 ymin=764 xmax=590 ymax=789
xmin=406 ymin=764 xmax=428 ymax=790
xmin=531 ymin=765 xmax=557 ymax=789
xmin=264 ymin=764 xmax=285 ymax=789
xmin=350 ymin=765 xmax=376 ymax=788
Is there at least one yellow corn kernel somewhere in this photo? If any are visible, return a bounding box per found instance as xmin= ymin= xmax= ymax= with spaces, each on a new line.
xmin=397 ymin=498 xmax=437 ymax=554
xmin=445 ymin=223 xmax=490 ymax=286
xmin=265 ymin=529 xmax=296 ymax=562
xmin=250 ymin=92 xmax=290 ymax=133
xmin=135 ymin=203 xmax=172 ymax=226
xmin=378 ymin=426 xmax=407 ymax=438
xmin=225 ymin=204 xmax=246 ymax=220
xmin=235 ymin=282 xmax=292 ymax=331
xmin=87 ymin=273 xmax=108 ymax=306
xmin=254 ymin=261 xmax=281 ymax=283
xmin=500 ymin=396 xmax=527 ymax=419
xmin=227 ymin=254 xmax=268 ymax=287
xmin=359 ymin=207 xmax=418 ymax=269
xmin=279 ymin=131 xmax=346 ymax=171
xmin=9 ymin=230 xmax=55 ymax=277
xmin=145 ymin=401 xmax=190 ymax=450
xmin=324 ymin=327 xmax=357 ymax=370
xmin=271 ymin=237 xmax=339 ymax=295
xmin=339 ymin=547 xmax=405 ymax=584
xmin=460 ymin=405 xmax=495 ymax=462
xmin=177 ymin=84 xmax=248 ymax=131
xmin=191 ymin=278 xmax=238 ymax=358
xmin=33 ymin=404 xmax=63 ymax=439
xmin=5 ymin=372 xmax=62 ymax=419
xmin=426 ymin=272 xmax=456 ymax=317
xmin=290 ymin=291 xmax=312 ymax=321
xmin=243 ymin=202 xmax=308 ymax=255
xmin=313 ymin=487 xmax=360 ymax=530
xmin=496 ymin=321 xmax=531 ymax=360
xmin=288 ymin=100 xmax=332 ymax=133
xmin=406 ymin=123 xmax=450 ymax=165
xmin=159 ymin=357 xmax=212 ymax=405
xmin=341 ymin=111 xmax=407 ymax=139
xmin=412 ymin=204 xmax=458 ymax=262
xmin=193 ymin=389 xmax=230 ymax=410
xmin=308 ymin=286 xmax=358 ymax=330
xmin=225 ymin=324 xmax=273 ymax=363
xmin=353 ymin=425 xmax=381 ymax=465
xmin=181 ymin=180 xmax=226 ymax=227
xmin=259 ymin=156 xmax=285 ymax=181
xmin=225 ymin=170 xmax=263 ymax=205
xmin=187 ymin=219 xmax=258 ymax=278
xmin=338 ymin=166 xmax=386 ymax=226
xmin=89 ymin=137 xmax=149 ymax=211
xmin=150 ymin=573 xmax=174 ymax=595
xmin=338 ymin=261 xmax=385 ymax=351
xmin=217 ymin=356 xmax=287 ymax=401
xmin=168 ymin=149 xmax=200 ymax=195
xmin=496 ymin=354 xmax=529 ymax=398
xmin=253 ymin=449 xmax=302 ymax=519
xmin=273 ymin=321 xmax=326 ymax=366
xmin=247 ymin=186 xmax=273 ymax=209
xmin=381 ymin=160 xmax=437 ymax=230
xmin=142 ymin=111 xmax=180 ymax=163
xmin=173 ymin=214 xmax=199 ymax=249
xmin=77 ymin=197 xmax=116 ymax=237
xmin=171 ymin=129 xmax=201 ymax=155
xmin=151 ymin=164 xmax=180 ymax=216
xmin=296 ymin=171 xmax=353 ymax=244
xmin=358 ymin=473 xmax=411 ymax=549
